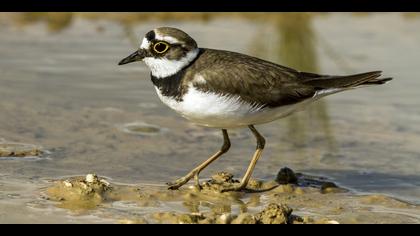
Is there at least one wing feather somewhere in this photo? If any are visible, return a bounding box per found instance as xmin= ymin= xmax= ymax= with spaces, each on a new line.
xmin=184 ymin=49 xmax=316 ymax=108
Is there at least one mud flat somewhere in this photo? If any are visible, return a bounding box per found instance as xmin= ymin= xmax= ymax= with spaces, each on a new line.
xmin=0 ymin=141 xmax=43 ymax=157
xmin=43 ymin=168 xmax=420 ymax=224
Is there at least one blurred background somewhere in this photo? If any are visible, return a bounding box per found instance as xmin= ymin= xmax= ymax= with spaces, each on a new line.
xmin=0 ymin=12 xmax=419 ymax=204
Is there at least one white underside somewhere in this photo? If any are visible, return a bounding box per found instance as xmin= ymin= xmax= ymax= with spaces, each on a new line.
xmin=155 ymin=84 xmax=345 ymax=128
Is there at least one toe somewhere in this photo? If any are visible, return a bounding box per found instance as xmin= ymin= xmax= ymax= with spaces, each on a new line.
xmin=168 ymin=186 xmax=180 ymax=190
xmin=220 ymin=184 xmax=246 ymax=193
xmin=166 ymin=181 xmax=180 ymax=189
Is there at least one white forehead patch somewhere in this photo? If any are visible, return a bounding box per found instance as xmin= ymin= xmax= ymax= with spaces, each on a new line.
xmin=155 ymin=32 xmax=181 ymax=44
xmin=140 ymin=37 xmax=150 ymax=49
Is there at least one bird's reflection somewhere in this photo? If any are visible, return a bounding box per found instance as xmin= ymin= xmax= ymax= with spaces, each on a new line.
xmin=249 ymin=13 xmax=338 ymax=160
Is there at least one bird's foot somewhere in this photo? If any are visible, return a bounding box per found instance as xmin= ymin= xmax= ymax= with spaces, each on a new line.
xmin=220 ymin=183 xmax=247 ymax=193
xmin=167 ymin=171 xmax=201 ymax=190
xmin=166 ymin=177 xmax=190 ymax=190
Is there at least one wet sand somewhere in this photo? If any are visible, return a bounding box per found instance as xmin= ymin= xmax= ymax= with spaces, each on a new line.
xmin=2 ymin=170 xmax=417 ymax=224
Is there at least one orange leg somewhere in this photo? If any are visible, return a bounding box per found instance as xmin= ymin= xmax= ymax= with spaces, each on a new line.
xmin=221 ymin=125 xmax=265 ymax=192
xmin=167 ymin=129 xmax=231 ymax=190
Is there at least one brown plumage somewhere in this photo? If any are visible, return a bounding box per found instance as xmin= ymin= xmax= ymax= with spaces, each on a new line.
xmin=156 ymin=48 xmax=392 ymax=108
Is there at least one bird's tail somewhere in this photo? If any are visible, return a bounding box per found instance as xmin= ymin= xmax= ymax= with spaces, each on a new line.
xmin=302 ymin=71 xmax=392 ymax=90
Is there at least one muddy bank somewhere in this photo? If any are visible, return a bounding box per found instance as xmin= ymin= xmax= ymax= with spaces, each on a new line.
xmin=44 ymin=172 xmax=306 ymax=224
xmin=0 ymin=141 xmax=43 ymax=157
xmin=43 ymin=169 xmax=420 ymax=224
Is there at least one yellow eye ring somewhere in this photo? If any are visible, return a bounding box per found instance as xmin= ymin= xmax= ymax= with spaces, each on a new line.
xmin=153 ymin=42 xmax=170 ymax=54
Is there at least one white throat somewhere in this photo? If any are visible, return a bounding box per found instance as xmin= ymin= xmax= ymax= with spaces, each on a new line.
xmin=143 ymin=48 xmax=199 ymax=78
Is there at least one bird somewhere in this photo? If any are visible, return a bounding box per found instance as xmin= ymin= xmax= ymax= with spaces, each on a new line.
xmin=118 ymin=27 xmax=392 ymax=192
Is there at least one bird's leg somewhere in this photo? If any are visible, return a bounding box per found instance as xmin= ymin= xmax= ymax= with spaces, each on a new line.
xmin=221 ymin=125 xmax=265 ymax=192
xmin=167 ymin=129 xmax=231 ymax=190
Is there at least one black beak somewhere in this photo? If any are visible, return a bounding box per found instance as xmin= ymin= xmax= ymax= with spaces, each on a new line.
xmin=118 ymin=49 xmax=147 ymax=65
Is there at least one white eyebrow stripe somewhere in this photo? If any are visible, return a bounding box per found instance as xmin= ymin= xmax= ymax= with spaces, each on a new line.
xmin=140 ymin=37 xmax=150 ymax=49
xmin=154 ymin=33 xmax=180 ymax=44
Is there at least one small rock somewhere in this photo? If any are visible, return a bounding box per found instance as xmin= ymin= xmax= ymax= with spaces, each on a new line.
xmin=86 ymin=174 xmax=97 ymax=183
xmin=210 ymin=172 xmax=237 ymax=184
xmin=46 ymin=174 xmax=113 ymax=211
xmin=276 ymin=167 xmax=298 ymax=185
xmin=256 ymin=203 xmax=293 ymax=224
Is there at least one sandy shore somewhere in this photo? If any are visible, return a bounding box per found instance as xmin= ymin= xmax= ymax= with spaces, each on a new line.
xmin=41 ymin=170 xmax=420 ymax=224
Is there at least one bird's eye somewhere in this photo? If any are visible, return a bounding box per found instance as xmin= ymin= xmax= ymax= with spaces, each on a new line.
xmin=153 ymin=42 xmax=169 ymax=54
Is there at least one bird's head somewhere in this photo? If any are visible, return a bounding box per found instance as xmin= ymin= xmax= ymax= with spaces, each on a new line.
xmin=118 ymin=27 xmax=199 ymax=78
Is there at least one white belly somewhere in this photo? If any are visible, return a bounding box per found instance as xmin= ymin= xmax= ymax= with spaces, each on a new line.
xmin=154 ymin=85 xmax=321 ymax=128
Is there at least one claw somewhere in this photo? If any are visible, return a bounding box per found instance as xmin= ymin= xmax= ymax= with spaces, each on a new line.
xmin=220 ymin=184 xmax=246 ymax=193
xmin=166 ymin=175 xmax=194 ymax=190
xmin=166 ymin=182 xmax=179 ymax=190
xmin=167 ymin=185 xmax=180 ymax=190
xmin=166 ymin=180 xmax=184 ymax=190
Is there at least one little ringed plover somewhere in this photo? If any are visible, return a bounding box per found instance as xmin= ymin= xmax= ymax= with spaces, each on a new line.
xmin=119 ymin=27 xmax=392 ymax=192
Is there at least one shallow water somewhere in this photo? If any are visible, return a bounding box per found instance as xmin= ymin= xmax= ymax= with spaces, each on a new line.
xmin=0 ymin=13 xmax=419 ymax=223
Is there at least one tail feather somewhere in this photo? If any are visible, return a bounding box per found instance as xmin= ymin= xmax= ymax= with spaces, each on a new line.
xmin=361 ymin=77 xmax=393 ymax=85
xmin=302 ymin=71 xmax=392 ymax=89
